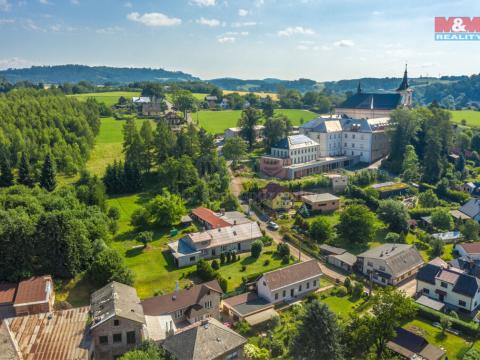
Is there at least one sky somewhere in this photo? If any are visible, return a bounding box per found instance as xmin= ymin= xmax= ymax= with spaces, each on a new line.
xmin=0 ymin=0 xmax=480 ymax=81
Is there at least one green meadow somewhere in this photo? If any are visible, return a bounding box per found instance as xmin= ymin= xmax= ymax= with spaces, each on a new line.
xmin=69 ymin=91 xmax=140 ymax=107
xmin=450 ymin=110 xmax=480 ymax=127
xmin=196 ymin=109 xmax=319 ymax=134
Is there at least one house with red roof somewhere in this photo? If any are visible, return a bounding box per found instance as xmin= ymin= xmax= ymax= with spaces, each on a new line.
xmin=0 ymin=275 xmax=54 ymax=318
xmin=191 ymin=207 xmax=231 ymax=230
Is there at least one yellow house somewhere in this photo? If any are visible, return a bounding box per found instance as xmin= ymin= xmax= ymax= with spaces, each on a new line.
xmin=259 ymin=183 xmax=294 ymax=211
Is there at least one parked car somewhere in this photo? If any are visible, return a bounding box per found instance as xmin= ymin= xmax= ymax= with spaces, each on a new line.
xmin=267 ymin=221 xmax=279 ymax=230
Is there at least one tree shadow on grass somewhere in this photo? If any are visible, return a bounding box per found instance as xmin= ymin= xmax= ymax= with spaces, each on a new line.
xmin=241 ymin=256 xmax=258 ymax=266
xmin=434 ymin=331 xmax=447 ymax=342
xmin=125 ymin=246 xmax=144 ymax=258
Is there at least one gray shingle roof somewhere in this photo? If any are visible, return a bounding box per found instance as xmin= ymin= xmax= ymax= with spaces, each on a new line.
xmin=358 ymin=244 xmax=424 ymax=277
xmin=90 ymin=282 xmax=145 ymax=329
xmin=459 ymin=199 xmax=480 ymax=219
xmin=163 ymin=318 xmax=246 ymax=360
xmin=260 ymin=260 xmax=322 ymax=291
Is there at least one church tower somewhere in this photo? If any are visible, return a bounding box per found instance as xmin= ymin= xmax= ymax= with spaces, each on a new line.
xmin=396 ymin=65 xmax=413 ymax=108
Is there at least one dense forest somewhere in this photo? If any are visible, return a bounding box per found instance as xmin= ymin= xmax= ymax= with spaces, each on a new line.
xmin=0 ymin=182 xmax=131 ymax=286
xmin=0 ymin=89 xmax=100 ymax=174
xmin=208 ymin=77 xmax=319 ymax=93
xmin=0 ymin=65 xmax=198 ymax=84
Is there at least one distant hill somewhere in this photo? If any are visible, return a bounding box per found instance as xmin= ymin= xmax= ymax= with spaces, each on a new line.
xmin=208 ymin=77 xmax=319 ymax=92
xmin=0 ymin=65 xmax=199 ymax=84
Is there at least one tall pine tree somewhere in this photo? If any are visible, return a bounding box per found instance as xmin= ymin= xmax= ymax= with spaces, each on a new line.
xmin=18 ymin=152 xmax=35 ymax=187
xmin=40 ymin=154 xmax=56 ymax=192
xmin=0 ymin=157 xmax=14 ymax=187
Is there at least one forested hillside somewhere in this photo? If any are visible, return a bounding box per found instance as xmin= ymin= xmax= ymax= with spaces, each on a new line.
xmin=0 ymin=65 xmax=199 ymax=84
xmin=0 ymin=89 xmax=100 ymax=174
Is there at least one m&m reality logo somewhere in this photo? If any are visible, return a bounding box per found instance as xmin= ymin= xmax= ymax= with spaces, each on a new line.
xmin=435 ymin=17 xmax=480 ymax=40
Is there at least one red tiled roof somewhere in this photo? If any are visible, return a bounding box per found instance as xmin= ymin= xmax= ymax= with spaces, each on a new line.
xmin=13 ymin=276 xmax=52 ymax=306
xmin=191 ymin=207 xmax=230 ymax=229
xmin=141 ymin=280 xmax=223 ymax=316
xmin=0 ymin=283 xmax=16 ymax=305
xmin=458 ymin=242 xmax=480 ymax=254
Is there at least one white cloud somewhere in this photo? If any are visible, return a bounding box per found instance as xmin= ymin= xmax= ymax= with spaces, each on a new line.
xmin=127 ymin=12 xmax=181 ymax=27
xmin=124 ymin=1 xmax=132 ymax=7
xmin=0 ymin=0 xmax=11 ymax=11
xmin=70 ymin=0 xmax=79 ymax=4
xmin=39 ymin=0 xmax=51 ymax=4
xmin=196 ymin=17 xmax=221 ymax=27
xmin=190 ymin=0 xmax=216 ymax=6
xmin=238 ymin=9 xmax=248 ymax=16
xmin=96 ymin=26 xmax=123 ymax=34
xmin=372 ymin=10 xmax=383 ymax=16
xmin=231 ymin=21 xmax=256 ymax=27
xmin=0 ymin=18 xmax=14 ymax=24
xmin=0 ymin=57 xmax=33 ymax=69
xmin=217 ymin=36 xmax=235 ymax=43
xmin=254 ymin=0 xmax=264 ymax=7
xmin=278 ymin=26 xmax=315 ymax=37
xmin=222 ymin=31 xmax=248 ymax=36
xmin=333 ymin=39 xmax=354 ymax=47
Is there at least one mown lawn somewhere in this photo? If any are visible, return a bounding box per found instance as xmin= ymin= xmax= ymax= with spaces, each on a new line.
xmin=196 ymin=109 xmax=319 ymax=134
xmin=404 ymin=319 xmax=480 ymax=359
xmin=70 ymin=91 xmax=140 ymax=107
xmin=450 ymin=110 xmax=480 ymax=127
xmin=85 ymin=117 xmax=153 ymax=175
xmin=320 ymin=293 xmax=367 ymax=319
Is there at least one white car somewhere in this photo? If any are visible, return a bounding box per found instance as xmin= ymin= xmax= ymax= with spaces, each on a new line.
xmin=267 ymin=221 xmax=279 ymax=230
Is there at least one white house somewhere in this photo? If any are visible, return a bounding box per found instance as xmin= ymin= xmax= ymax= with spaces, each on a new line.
xmin=256 ymin=260 xmax=323 ymax=303
xmin=416 ymin=259 xmax=480 ymax=313
xmin=357 ymin=244 xmax=424 ymax=286
xmin=299 ymin=117 xmax=343 ymax=157
xmin=168 ymin=222 xmax=262 ymax=267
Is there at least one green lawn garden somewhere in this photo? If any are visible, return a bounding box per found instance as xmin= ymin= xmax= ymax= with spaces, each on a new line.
xmin=196 ymin=109 xmax=319 ymax=134
xmin=450 ymin=110 xmax=480 ymax=127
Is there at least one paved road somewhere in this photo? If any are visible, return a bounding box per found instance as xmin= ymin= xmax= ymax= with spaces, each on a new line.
xmin=229 ymin=175 xmax=347 ymax=275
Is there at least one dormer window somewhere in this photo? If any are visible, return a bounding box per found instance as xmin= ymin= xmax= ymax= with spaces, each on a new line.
xmin=114 ymin=319 xmax=120 ymax=326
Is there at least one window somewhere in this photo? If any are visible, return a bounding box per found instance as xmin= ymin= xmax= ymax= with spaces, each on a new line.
xmin=275 ymin=293 xmax=279 ymax=300
xmin=226 ymin=351 xmax=239 ymax=360
xmin=113 ymin=333 xmax=122 ymax=343
xmin=440 ymin=281 xmax=448 ymax=288
xmin=313 ymin=280 xmax=317 ymax=287
xmin=299 ymin=284 xmax=302 ymax=292
xmin=113 ymin=319 xmax=120 ymax=326
xmin=367 ymin=262 xmax=373 ymax=267
xmin=423 ymin=288 xmax=430 ymax=294
xmin=126 ymin=331 xmax=136 ymax=345
xmin=283 ymin=290 xmax=286 ymax=297
xmin=306 ymin=282 xmax=310 ymax=289
xmin=459 ymin=300 xmax=467 ymax=307
xmin=189 ymin=256 xmax=196 ymax=262
xmin=174 ymin=309 xmax=183 ymax=319
xmin=379 ymin=266 xmax=385 ymax=271
xmin=99 ymin=336 xmax=108 ymax=345
xmin=205 ymin=300 xmax=212 ymax=309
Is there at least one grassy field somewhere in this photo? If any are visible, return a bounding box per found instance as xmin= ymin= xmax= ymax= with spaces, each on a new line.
xmin=223 ymin=90 xmax=279 ymax=101
xmin=70 ymin=91 xmax=140 ymax=107
xmin=321 ymin=293 xmax=367 ymax=319
xmin=404 ymin=319 xmax=480 ymax=358
xmin=85 ymin=117 xmax=153 ymax=176
xmin=450 ymin=110 xmax=480 ymax=127
xmin=196 ymin=109 xmax=318 ymax=134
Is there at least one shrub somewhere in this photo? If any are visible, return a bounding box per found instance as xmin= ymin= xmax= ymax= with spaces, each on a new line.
xmin=251 ymin=240 xmax=263 ymax=258
xmin=276 ymin=243 xmax=290 ymax=258
xmin=336 ymin=286 xmax=348 ymax=297
xmin=220 ymin=252 xmax=226 ymax=265
xmin=260 ymin=236 xmax=273 ymax=246
xmin=344 ymin=277 xmax=351 ymax=291
xmin=263 ymin=259 xmax=270 ymax=266
xmin=282 ymin=254 xmax=290 ymax=264
xmin=235 ymin=321 xmax=251 ymax=336
xmin=416 ymin=305 xmax=478 ymax=336
xmin=351 ymin=282 xmax=364 ymax=300
xmin=196 ymin=259 xmax=217 ymax=281
xmin=107 ymin=206 xmax=120 ymax=221
xmin=211 ymin=260 xmax=219 ymax=270
xmin=226 ymin=251 xmax=232 ymax=263
xmin=241 ymin=265 xmax=247 ymax=272
xmin=216 ymin=275 xmax=228 ymax=292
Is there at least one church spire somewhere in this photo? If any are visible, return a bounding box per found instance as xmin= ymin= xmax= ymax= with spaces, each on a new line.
xmin=396 ymin=64 xmax=409 ymax=91
xmin=357 ymin=82 xmax=362 ymax=94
